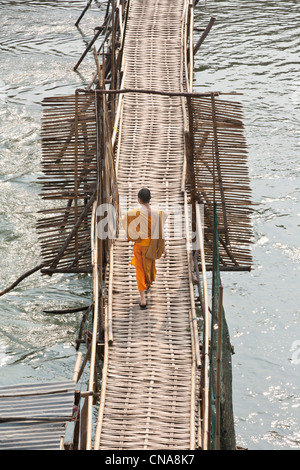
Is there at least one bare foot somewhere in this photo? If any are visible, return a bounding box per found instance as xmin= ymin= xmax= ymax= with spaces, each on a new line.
xmin=139 ymin=291 xmax=147 ymax=307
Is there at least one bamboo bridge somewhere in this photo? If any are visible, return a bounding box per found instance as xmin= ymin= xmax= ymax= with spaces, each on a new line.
xmin=0 ymin=0 xmax=252 ymax=451
xmin=94 ymin=0 xmax=201 ymax=450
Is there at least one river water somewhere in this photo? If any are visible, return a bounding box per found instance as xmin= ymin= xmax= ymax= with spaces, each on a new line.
xmin=0 ymin=0 xmax=299 ymax=450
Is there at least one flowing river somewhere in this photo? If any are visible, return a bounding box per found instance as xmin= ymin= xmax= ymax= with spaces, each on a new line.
xmin=0 ymin=0 xmax=299 ymax=450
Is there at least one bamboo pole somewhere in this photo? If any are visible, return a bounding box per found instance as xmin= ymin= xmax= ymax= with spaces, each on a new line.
xmin=215 ymin=284 xmax=223 ymax=450
xmin=107 ymin=244 xmax=114 ymax=345
xmin=74 ymin=28 xmax=103 ymax=71
xmin=189 ymin=306 xmax=196 ymax=451
xmin=211 ymin=93 xmax=229 ymax=245
xmin=76 ymin=342 xmax=92 ymax=383
xmin=189 ymin=1 xmax=194 ymax=93
xmin=120 ymin=0 xmax=130 ymax=72
xmin=93 ymin=305 xmax=109 ymax=449
xmin=183 ymin=1 xmax=189 ymax=94
xmin=75 ymin=0 xmax=93 ymax=27
xmin=111 ymin=0 xmax=116 ymax=121
xmin=180 ymin=4 xmax=188 ymax=193
xmin=183 ymin=191 xmax=196 ymax=450
xmin=193 ymin=17 xmax=216 ymax=56
xmin=184 ymin=197 xmax=201 ymax=370
xmin=76 ymin=87 xmax=242 ymax=98
xmin=112 ymin=63 xmax=127 ymax=151
xmin=86 ymin=200 xmax=99 ymax=450
xmin=196 ymin=202 xmax=210 ymax=450
xmin=73 ymin=12 xmax=113 ymax=73
xmin=93 ymin=46 xmax=102 ymax=84
xmin=73 ymin=352 xmax=83 ymax=383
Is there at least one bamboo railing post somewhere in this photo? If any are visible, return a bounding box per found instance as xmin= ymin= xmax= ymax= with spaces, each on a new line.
xmin=196 ymin=203 xmax=210 ymax=450
xmin=188 ymin=1 xmax=194 ymax=92
xmin=215 ymin=284 xmax=223 ymax=450
xmin=73 ymin=352 xmax=83 ymax=383
xmin=74 ymin=91 xmax=79 ymax=264
xmin=94 ymin=305 xmax=109 ymax=449
xmin=183 ymin=191 xmax=197 ymax=450
xmin=85 ymin=200 xmax=99 ymax=449
xmin=211 ymin=92 xmax=230 ymax=245
xmin=95 ymin=72 xmax=105 ymax=343
xmin=180 ymin=2 xmax=188 ymax=193
xmin=107 ymin=244 xmax=114 ymax=345
xmin=111 ymin=0 xmax=116 ymax=122
xmin=72 ymin=390 xmax=81 ymax=450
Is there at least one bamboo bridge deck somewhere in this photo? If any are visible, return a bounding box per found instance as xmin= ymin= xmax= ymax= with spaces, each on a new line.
xmin=94 ymin=0 xmax=200 ymax=450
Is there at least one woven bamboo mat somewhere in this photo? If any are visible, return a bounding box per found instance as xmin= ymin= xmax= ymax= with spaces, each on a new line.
xmin=96 ymin=0 xmax=199 ymax=450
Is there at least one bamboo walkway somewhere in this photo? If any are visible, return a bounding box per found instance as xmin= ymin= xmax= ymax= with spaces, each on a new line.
xmin=94 ymin=0 xmax=200 ymax=450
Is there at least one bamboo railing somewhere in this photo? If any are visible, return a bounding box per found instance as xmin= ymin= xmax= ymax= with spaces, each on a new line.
xmin=183 ymin=0 xmax=210 ymax=451
xmin=58 ymin=1 xmax=129 ymax=450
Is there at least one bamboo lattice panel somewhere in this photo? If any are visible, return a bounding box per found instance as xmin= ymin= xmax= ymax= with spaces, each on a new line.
xmin=38 ymin=94 xmax=97 ymax=272
xmin=189 ymin=96 xmax=253 ymax=269
xmin=96 ymin=0 xmax=199 ymax=449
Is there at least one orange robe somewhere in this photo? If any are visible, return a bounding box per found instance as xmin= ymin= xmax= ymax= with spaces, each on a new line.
xmin=131 ymin=239 xmax=156 ymax=292
xmin=121 ymin=207 xmax=166 ymax=292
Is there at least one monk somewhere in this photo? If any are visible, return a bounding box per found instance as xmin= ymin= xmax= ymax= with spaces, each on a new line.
xmin=121 ymin=188 xmax=167 ymax=309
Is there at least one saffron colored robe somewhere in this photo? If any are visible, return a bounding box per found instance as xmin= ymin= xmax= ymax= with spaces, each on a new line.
xmin=121 ymin=206 xmax=167 ymax=291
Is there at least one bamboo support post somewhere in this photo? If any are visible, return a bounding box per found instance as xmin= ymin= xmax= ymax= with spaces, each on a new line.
xmin=111 ymin=0 xmax=116 ymax=121
xmin=94 ymin=305 xmax=109 ymax=450
xmin=74 ymin=90 xmax=79 ymax=266
xmin=75 ymin=0 xmax=94 ymax=27
xmin=211 ymin=92 xmax=230 ymax=245
xmin=73 ymin=11 xmax=114 ymax=73
xmin=215 ymin=284 xmax=223 ymax=450
xmin=107 ymin=245 xmax=114 ymax=345
xmin=180 ymin=6 xmax=188 ymax=192
xmin=194 ymin=17 xmax=216 ymax=56
xmin=74 ymin=28 xmax=103 ymax=71
xmin=196 ymin=202 xmax=210 ymax=450
xmin=85 ymin=200 xmax=99 ymax=450
xmin=183 ymin=191 xmax=196 ymax=450
xmin=76 ymin=342 xmax=92 ymax=384
xmin=73 ymin=352 xmax=83 ymax=383
xmin=188 ymin=1 xmax=194 ymax=93
xmin=112 ymin=63 xmax=127 ymax=150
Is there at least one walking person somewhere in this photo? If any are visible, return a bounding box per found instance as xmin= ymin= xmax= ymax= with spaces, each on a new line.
xmin=121 ymin=188 xmax=167 ymax=309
